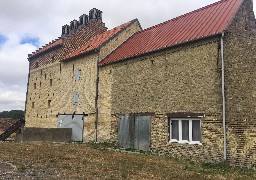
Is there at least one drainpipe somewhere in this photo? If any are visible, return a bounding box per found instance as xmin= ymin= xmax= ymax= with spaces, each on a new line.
xmin=94 ymin=50 xmax=100 ymax=142
xmin=221 ymin=31 xmax=227 ymax=161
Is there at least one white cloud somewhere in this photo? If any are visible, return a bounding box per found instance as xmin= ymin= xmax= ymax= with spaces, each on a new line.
xmin=0 ymin=0 xmax=255 ymax=111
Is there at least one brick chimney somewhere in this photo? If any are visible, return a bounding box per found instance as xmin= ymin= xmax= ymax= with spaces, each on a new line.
xmin=61 ymin=8 xmax=103 ymax=37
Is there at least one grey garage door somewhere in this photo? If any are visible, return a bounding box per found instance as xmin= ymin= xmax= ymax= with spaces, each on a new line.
xmin=57 ymin=115 xmax=84 ymax=142
xmin=118 ymin=115 xmax=151 ymax=151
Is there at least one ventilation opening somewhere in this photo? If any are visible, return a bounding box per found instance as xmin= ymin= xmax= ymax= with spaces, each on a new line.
xmin=48 ymin=100 xmax=51 ymax=108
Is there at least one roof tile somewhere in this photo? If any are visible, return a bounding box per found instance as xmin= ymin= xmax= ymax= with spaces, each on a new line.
xmin=62 ymin=20 xmax=134 ymax=61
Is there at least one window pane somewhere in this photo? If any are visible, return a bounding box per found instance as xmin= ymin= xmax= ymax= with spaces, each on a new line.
xmin=182 ymin=120 xmax=189 ymax=141
xmin=171 ymin=120 xmax=179 ymax=140
xmin=192 ymin=120 xmax=201 ymax=142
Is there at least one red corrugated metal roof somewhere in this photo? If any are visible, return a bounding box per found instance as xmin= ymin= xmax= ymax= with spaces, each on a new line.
xmin=62 ymin=20 xmax=134 ymax=61
xmin=29 ymin=38 xmax=63 ymax=58
xmin=100 ymin=0 xmax=243 ymax=65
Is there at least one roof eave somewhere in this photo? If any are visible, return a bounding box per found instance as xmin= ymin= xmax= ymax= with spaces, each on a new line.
xmin=100 ymin=32 xmax=223 ymax=67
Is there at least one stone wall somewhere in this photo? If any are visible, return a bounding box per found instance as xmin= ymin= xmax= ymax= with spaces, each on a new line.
xmin=96 ymin=20 xmax=142 ymax=141
xmin=224 ymin=0 xmax=256 ymax=167
xmin=25 ymin=20 xmax=141 ymax=142
xmin=101 ymin=38 xmax=225 ymax=162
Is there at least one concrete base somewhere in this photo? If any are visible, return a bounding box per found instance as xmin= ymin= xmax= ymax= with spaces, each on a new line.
xmin=16 ymin=127 xmax=72 ymax=142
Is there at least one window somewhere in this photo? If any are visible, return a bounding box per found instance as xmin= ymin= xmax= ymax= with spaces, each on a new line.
xmin=32 ymin=102 xmax=35 ymax=108
xmin=34 ymin=83 xmax=36 ymax=89
xmin=169 ymin=118 xmax=201 ymax=145
xmin=35 ymin=62 xmax=39 ymax=68
xmin=48 ymin=100 xmax=51 ymax=108
xmin=50 ymin=79 xmax=53 ymax=86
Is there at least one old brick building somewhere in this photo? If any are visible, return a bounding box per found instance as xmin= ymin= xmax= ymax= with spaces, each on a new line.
xmin=25 ymin=8 xmax=142 ymax=141
xmin=26 ymin=0 xmax=256 ymax=167
xmin=99 ymin=0 xmax=256 ymax=167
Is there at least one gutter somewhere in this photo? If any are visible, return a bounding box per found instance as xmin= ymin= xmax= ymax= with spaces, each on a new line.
xmin=94 ymin=50 xmax=100 ymax=142
xmin=221 ymin=31 xmax=227 ymax=161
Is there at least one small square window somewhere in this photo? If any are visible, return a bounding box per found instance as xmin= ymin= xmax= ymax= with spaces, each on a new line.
xmin=169 ymin=118 xmax=201 ymax=145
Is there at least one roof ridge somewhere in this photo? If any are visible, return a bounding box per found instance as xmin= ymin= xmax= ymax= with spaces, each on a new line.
xmin=137 ymin=0 xmax=229 ymax=34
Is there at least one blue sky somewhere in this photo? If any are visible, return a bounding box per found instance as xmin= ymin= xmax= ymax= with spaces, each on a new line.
xmin=0 ymin=0 xmax=255 ymax=111
xmin=20 ymin=37 xmax=40 ymax=47
xmin=0 ymin=34 xmax=7 ymax=46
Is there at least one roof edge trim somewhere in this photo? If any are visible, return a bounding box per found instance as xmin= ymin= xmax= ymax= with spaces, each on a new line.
xmin=99 ymin=32 xmax=223 ymax=66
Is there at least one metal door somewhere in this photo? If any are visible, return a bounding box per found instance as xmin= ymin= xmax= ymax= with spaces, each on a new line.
xmin=57 ymin=115 xmax=84 ymax=142
xmin=118 ymin=115 xmax=151 ymax=151
xmin=118 ymin=115 xmax=132 ymax=149
xmin=134 ymin=116 xmax=151 ymax=151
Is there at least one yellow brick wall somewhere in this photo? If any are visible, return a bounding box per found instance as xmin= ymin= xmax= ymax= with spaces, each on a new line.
xmin=100 ymin=39 xmax=224 ymax=162
xmin=25 ymin=20 xmax=141 ymax=142
xmin=224 ymin=0 xmax=256 ymax=167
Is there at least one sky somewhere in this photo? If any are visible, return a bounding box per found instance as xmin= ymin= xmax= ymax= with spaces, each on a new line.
xmin=0 ymin=0 xmax=255 ymax=112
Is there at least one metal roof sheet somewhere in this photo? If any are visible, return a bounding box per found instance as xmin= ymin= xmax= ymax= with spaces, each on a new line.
xmin=100 ymin=0 xmax=243 ymax=65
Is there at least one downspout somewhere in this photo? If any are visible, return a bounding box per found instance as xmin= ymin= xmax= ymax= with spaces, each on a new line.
xmin=95 ymin=50 xmax=100 ymax=142
xmin=221 ymin=31 xmax=227 ymax=161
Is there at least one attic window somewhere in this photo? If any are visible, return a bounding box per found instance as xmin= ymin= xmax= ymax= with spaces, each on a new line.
xmin=35 ymin=62 xmax=39 ymax=68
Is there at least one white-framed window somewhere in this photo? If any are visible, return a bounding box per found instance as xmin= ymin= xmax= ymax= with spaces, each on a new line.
xmin=169 ymin=118 xmax=202 ymax=145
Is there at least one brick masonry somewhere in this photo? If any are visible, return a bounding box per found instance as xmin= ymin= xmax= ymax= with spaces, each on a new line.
xmin=25 ymin=20 xmax=141 ymax=142
xmin=224 ymin=0 xmax=256 ymax=167
xmin=99 ymin=0 xmax=256 ymax=167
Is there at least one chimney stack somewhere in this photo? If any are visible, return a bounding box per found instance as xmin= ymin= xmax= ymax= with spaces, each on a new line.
xmin=79 ymin=14 xmax=89 ymax=27
xmin=61 ymin=8 xmax=102 ymax=37
xmin=61 ymin=24 xmax=70 ymax=38
xmin=89 ymin=8 xmax=102 ymax=21
xmin=70 ymin=19 xmax=79 ymax=33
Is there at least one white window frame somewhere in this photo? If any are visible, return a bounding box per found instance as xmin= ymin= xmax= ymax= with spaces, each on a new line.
xmin=169 ymin=118 xmax=202 ymax=145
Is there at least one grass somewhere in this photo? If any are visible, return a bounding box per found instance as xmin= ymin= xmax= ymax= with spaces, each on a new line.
xmin=0 ymin=141 xmax=255 ymax=179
